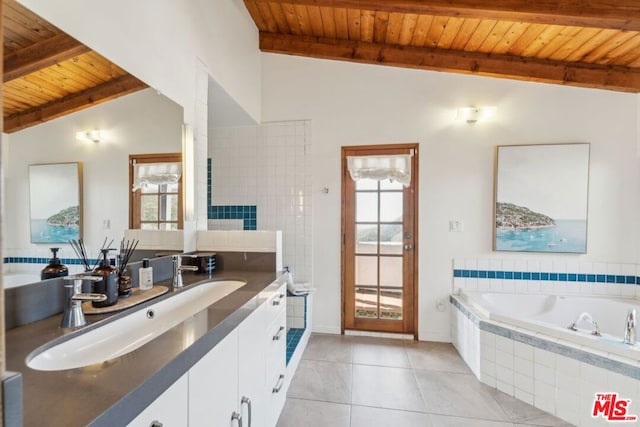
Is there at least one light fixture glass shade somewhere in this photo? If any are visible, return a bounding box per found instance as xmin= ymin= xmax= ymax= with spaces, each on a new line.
xmin=347 ymin=154 xmax=412 ymax=187
xmin=76 ymin=129 xmax=106 ymax=143
xmin=456 ymin=106 xmax=497 ymax=123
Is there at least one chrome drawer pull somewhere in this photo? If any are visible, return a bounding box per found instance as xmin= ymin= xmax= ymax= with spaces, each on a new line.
xmin=272 ymin=293 xmax=285 ymax=306
xmin=272 ymin=326 xmax=285 ymax=341
xmin=241 ymin=396 xmax=252 ymax=427
xmin=272 ymin=374 xmax=285 ymax=393
xmin=231 ymin=411 xmax=243 ymax=427
xmin=150 ymin=422 xmax=163 ymax=427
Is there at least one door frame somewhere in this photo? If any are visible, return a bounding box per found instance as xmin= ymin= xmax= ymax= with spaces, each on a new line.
xmin=340 ymin=143 xmax=419 ymax=339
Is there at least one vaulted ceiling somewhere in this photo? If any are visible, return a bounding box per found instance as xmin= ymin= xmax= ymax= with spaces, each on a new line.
xmin=2 ymin=0 xmax=147 ymax=133
xmin=244 ymin=0 xmax=640 ymax=93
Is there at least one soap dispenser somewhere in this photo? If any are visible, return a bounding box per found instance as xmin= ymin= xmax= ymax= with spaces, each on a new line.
xmin=92 ymin=248 xmax=119 ymax=307
xmin=41 ymin=247 xmax=69 ymax=280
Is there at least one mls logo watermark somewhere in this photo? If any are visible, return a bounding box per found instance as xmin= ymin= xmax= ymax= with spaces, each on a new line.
xmin=592 ymin=393 xmax=637 ymax=422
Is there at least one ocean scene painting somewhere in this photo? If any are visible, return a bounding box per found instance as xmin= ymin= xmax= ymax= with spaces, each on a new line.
xmin=29 ymin=163 xmax=82 ymax=243
xmin=494 ymin=144 xmax=590 ymax=253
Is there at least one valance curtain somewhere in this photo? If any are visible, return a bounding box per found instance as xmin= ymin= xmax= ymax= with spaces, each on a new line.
xmin=132 ymin=162 xmax=182 ymax=191
xmin=346 ymin=154 xmax=412 ymax=187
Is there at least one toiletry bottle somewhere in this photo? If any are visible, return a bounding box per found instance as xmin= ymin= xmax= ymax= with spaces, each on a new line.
xmin=93 ymin=249 xmax=119 ymax=307
xmin=139 ymin=258 xmax=153 ymax=291
xmin=41 ymin=247 xmax=69 ymax=280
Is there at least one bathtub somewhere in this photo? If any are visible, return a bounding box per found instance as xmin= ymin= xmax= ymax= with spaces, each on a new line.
xmin=451 ymin=291 xmax=640 ymax=426
xmin=459 ymin=290 xmax=640 ymax=362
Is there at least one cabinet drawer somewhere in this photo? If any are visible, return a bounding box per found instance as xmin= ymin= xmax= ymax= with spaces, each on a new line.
xmin=266 ymin=284 xmax=286 ymax=323
xmin=267 ymin=370 xmax=287 ymax=427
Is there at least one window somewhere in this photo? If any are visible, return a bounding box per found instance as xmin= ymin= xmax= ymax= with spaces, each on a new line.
xmin=129 ymin=153 xmax=183 ymax=230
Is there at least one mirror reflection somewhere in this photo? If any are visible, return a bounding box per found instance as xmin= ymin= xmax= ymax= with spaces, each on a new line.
xmin=2 ymin=1 xmax=184 ymax=286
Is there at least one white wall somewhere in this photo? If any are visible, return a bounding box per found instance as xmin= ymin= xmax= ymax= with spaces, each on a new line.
xmin=261 ymin=53 xmax=640 ymax=340
xmin=4 ymin=89 xmax=183 ymax=270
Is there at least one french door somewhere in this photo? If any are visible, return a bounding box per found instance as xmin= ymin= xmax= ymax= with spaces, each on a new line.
xmin=342 ymin=144 xmax=418 ymax=336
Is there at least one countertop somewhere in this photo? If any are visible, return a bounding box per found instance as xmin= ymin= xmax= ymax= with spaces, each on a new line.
xmin=6 ymin=269 xmax=283 ymax=427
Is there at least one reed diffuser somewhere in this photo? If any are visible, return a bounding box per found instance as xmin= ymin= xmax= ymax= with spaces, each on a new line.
xmin=116 ymin=238 xmax=138 ymax=297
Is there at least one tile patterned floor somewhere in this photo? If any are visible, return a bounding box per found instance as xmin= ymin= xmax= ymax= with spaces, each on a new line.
xmin=277 ymin=334 xmax=573 ymax=427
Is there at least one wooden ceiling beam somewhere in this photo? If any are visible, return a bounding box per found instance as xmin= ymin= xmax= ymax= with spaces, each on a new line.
xmin=3 ymin=33 xmax=90 ymax=82
xmin=260 ymin=32 xmax=640 ymax=92
xmin=4 ymin=74 xmax=147 ymax=133
xmin=253 ymin=0 xmax=640 ymax=31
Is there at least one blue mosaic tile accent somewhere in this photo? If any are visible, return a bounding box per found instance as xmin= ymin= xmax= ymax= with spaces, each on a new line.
xmin=453 ymin=269 xmax=640 ymax=285
xmin=207 ymin=205 xmax=257 ymax=230
xmin=207 ymin=158 xmax=257 ymax=230
xmin=4 ymin=257 xmax=98 ymax=265
xmin=450 ymin=295 xmax=640 ymax=380
xmin=286 ymin=328 xmax=305 ymax=365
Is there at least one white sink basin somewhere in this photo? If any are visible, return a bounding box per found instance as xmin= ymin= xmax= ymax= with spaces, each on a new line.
xmin=26 ymin=280 xmax=246 ymax=371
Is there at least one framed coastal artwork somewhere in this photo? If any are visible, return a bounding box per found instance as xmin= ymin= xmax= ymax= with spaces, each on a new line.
xmin=494 ymin=143 xmax=590 ymax=253
xmin=29 ymin=162 xmax=83 ymax=243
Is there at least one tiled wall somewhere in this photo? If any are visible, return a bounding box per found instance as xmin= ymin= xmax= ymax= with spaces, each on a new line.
xmin=453 ymin=258 xmax=640 ymax=298
xmin=209 ymin=121 xmax=312 ymax=282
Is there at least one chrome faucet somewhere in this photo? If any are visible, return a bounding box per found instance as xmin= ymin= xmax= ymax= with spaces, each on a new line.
xmin=624 ymin=308 xmax=636 ymax=345
xmin=61 ymin=276 xmax=106 ymax=329
xmin=172 ymin=254 xmax=198 ymax=288
xmin=568 ymin=312 xmax=601 ymax=336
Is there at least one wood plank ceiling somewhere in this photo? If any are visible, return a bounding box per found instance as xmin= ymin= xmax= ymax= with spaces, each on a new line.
xmin=244 ymin=0 xmax=640 ymax=92
xmin=2 ymin=0 xmax=147 ymax=133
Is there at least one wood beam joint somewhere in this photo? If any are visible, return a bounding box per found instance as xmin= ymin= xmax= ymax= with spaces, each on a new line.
xmin=3 ymin=33 xmax=90 ymax=82
xmin=259 ymin=32 xmax=640 ymax=92
xmin=4 ymin=74 xmax=147 ymax=133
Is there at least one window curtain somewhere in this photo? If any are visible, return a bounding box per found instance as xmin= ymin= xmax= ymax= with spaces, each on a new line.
xmin=132 ymin=162 xmax=182 ymax=191
xmin=347 ymin=154 xmax=412 ymax=187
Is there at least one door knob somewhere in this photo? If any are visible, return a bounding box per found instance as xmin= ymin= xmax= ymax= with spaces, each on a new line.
xmin=404 ymin=244 xmax=413 ymax=251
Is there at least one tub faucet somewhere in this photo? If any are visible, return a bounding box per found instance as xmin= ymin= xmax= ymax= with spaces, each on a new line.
xmin=61 ymin=276 xmax=106 ymax=329
xmin=172 ymin=254 xmax=198 ymax=288
xmin=624 ymin=308 xmax=636 ymax=345
xmin=568 ymin=312 xmax=601 ymax=336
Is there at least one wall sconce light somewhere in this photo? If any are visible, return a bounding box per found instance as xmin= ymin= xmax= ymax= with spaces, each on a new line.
xmin=76 ymin=129 xmax=106 ymax=143
xmin=456 ymin=106 xmax=497 ymax=123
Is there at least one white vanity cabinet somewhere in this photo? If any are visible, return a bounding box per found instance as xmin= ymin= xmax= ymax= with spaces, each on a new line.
xmin=265 ymin=285 xmax=287 ymax=427
xmin=189 ymin=283 xmax=285 ymax=427
xmin=128 ymin=281 xmax=287 ymax=427
xmin=127 ymin=373 xmax=189 ymax=427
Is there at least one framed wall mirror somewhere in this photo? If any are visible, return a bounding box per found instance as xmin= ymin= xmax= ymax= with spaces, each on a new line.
xmin=29 ymin=162 xmax=83 ymax=243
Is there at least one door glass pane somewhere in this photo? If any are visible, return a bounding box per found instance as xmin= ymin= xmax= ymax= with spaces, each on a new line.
xmin=380 ymin=256 xmax=402 ymax=287
xmin=356 ymin=178 xmax=378 ymax=190
xmin=380 ymin=289 xmax=402 ymax=320
xmin=141 ymin=223 xmax=158 ymax=230
xmin=160 ymin=222 xmax=178 ymax=231
xmin=356 ymin=225 xmax=378 ymax=254
xmin=355 ymin=287 xmax=378 ymax=318
xmin=380 ymin=192 xmax=403 ymax=222
xmin=355 ymin=256 xmax=377 ymax=286
xmin=380 ymin=179 xmax=404 ymax=190
xmin=356 ymin=192 xmax=378 ymax=222
xmin=163 ymin=182 xmax=180 ymax=193
xmin=379 ymin=224 xmax=403 ymax=255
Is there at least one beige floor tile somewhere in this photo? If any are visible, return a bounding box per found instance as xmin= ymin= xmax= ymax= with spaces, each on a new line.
xmin=276 ymin=398 xmax=350 ymax=427
xmin=415 ymin=370 xmax=509 ymax=421
xmin=352 ymin=337 xmax=411 ymax=368
xmin=303 ymin=333 xmax=353 ymax=363
xmin=287 ymin=359 xmax=352 ymax=404
xmin=352 ymin=364 xmax=427 ymax=412
xmin=430 ymin=414 xmax=516 ymax=427
xmin=405 ymin=341 xmax=471 ymax=374
xmin=351 ymin=405 xmax=434 ymax=427
xmin=491 ymin=390 xmax=573 ymax=426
